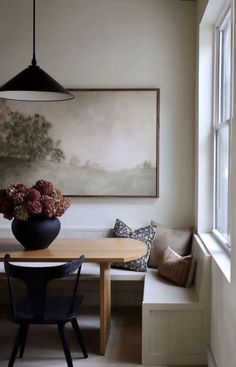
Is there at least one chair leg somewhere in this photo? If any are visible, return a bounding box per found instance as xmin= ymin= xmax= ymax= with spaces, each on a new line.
xmin=71 ymin=318 xmax=88 ymax=358
xmin=18 ymin=324 xmax=29 ymax=358
xmin=8 ymin=324 xmax=25 ymax=367
xmin=57 ymin=324 xmax=73 ymax=367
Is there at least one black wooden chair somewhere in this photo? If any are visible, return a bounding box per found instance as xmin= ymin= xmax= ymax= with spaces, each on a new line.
xmin=4 ymin=254 xmax=88 ymax=367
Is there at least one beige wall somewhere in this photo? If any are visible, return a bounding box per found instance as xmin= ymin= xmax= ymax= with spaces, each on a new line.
xmin=0 ymin=0 xmax=196 ymax=229
xmin=197 ymin=0 xmax=209 ymax=23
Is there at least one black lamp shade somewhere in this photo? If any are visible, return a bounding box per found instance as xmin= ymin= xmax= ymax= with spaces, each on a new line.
xmin=0 ymin=65 xmax=74 ymax=101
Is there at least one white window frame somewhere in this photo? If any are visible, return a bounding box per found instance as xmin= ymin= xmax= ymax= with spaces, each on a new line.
xmin=213 ymin=7 xmax=233 ymax=250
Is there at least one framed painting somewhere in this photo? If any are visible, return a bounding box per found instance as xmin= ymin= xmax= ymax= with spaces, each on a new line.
xmin=0 ymin=89 xmax=159 ymax=197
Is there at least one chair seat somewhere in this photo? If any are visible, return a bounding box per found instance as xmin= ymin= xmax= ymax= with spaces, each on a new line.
xmin=12 ymin=295 xmax=83 ymax=324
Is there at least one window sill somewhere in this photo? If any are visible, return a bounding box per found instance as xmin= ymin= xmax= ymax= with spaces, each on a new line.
xmin=198 ymin=232 xmax=231 ymax=282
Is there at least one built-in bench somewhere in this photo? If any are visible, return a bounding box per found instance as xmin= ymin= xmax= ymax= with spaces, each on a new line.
xmin=0 ymin=230 xmax=210 ymax=366
xmin=142 ymin=234 xmax=211 ymax=366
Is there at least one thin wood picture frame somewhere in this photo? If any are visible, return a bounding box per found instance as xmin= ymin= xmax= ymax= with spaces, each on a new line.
xmin=0 ymin=88 xmax=160 ymax=197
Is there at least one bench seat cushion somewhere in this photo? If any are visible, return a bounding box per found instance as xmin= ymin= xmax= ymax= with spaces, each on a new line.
xmin=80 ymin=263 xmax=145 ymax=281
xmin=143 ymin=268 xmax=198 ymax=305
xmin=0 ymin=262 xmax=145 ymax=282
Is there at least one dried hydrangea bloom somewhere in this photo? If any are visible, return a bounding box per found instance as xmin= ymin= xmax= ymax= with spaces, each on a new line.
xmin=41 ymin=195 xmax=56 ymax=218
xmin=27 ymin=200 xmax=42 ymax=215
xmin=56 ymin=197 xmax=71 ymax=217
xmin=14 ymin=204 xmax=29 ymax=221
xmin=33 ymin=180 xmax=54 ymax=195
xmin=27 ymin=188 xmax=41 ymax=202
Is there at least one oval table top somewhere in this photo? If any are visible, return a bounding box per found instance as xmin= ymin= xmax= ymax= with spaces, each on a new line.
xmin=0 ymin=237 xmax=147 ymax=263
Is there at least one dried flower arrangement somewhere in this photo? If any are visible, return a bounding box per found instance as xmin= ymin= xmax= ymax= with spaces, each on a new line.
xmin=0 ymin=180 xmax=70 ymax=221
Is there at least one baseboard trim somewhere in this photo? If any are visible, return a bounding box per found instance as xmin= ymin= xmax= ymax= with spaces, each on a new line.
xmin=208 ymin=347 xmax=218 ymax=367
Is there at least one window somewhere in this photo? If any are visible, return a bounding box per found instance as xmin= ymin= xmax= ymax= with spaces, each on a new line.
xmin=213 ymin=9 xmax=232 ymax=247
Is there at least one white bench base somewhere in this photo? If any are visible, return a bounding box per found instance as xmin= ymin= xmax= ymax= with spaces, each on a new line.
xmin=142 ymin=235 xmax=210 ymax=366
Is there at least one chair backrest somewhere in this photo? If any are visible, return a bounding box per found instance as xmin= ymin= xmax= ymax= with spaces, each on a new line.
xmin=4 ymin=254 xmax=85 ymax=319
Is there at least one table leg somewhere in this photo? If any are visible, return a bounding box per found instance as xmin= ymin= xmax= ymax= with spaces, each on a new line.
xmin=99 ymin=262 xmax=111 ymax=355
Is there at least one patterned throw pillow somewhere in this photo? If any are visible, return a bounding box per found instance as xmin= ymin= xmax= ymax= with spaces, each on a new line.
xmin=157 ymin=246 xmax=196 ymax=287
xmin=148 ymin=221 xmax=193 ymax=268
xmin=112 ymin=218 xmax=155 ymax=272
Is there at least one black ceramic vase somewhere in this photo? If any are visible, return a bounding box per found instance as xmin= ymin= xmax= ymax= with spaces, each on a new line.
xmin=11 ymin=216 xmax=61 ymax=250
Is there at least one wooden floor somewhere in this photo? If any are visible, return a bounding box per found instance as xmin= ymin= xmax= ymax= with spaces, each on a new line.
xmin=0 ymin=305 xmax=143 ymax=367
xmin=0 ymin=305 xmax=206 ymax=367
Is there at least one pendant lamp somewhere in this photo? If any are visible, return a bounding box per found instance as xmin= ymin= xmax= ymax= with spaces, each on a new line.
xmin=0 ymin=0 xmax=74 ymax=102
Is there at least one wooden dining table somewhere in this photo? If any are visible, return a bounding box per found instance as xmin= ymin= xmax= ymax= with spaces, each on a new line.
xmin=0 ymin=237 xmax=146 ymax=355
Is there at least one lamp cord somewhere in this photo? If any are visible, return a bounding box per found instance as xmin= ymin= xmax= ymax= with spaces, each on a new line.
xmin=31 ymin=0 xmax=37 ymax=66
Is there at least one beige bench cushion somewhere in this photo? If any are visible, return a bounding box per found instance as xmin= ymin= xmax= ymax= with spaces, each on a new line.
xmin=143 ymin=268 xmax=198 ymax=305
xmin=0 ymin=262 xmax=145 ymax=281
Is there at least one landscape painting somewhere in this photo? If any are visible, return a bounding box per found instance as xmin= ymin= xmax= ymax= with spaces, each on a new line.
xmin=0 ymin=89 xmax=159 ymax=197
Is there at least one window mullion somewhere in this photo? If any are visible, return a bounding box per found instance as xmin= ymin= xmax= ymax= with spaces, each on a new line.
xmin=212 ymin=8 xmax=232 ymax=247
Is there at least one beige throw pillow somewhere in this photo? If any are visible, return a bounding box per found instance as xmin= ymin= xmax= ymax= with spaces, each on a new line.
xmin=148 ymin=221 xmax=193 ymax=268
xmin=157 ymin=246 xmax=195 ymax=287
